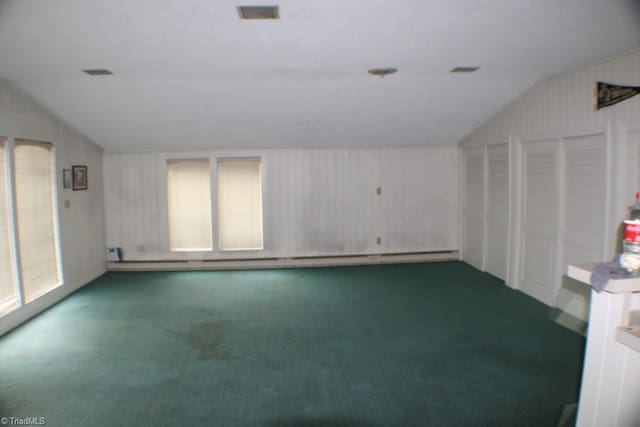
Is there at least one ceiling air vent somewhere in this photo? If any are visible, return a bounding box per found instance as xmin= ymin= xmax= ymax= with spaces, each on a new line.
xmin=237 ymin=5 xmax=279 ymax=20
xmin=368 ymin=67 xmax=398 ymax=78
xmin=450 ymin=66 xmax=479 ymax=73
xmin=83 ymin=69 xmax=114 ymax=76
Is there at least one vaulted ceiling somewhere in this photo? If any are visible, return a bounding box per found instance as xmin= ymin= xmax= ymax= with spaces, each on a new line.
xmin=0 ymin=0 xmax=639 ymax=152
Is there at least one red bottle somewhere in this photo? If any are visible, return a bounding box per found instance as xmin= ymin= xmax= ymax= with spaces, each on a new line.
xmin=624 ymin=193 xmax=640 ymax=244
xmin=621 ymin=193 xmax=640 ymax=271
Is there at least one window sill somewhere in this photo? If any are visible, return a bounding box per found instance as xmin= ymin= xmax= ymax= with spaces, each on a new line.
xmin=218 ymin=247 xmax=264 ymax=252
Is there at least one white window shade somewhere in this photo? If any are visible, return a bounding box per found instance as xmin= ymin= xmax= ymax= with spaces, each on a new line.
xmin=14 ymin=141 xmax=60 ymax=302
xmin=167 ymin=159 xmax=212 ymax=251
xmin=0 ymin=139 xmax=17 ymax=314
xmin=217 ymin=158 xmax=263 ymax=251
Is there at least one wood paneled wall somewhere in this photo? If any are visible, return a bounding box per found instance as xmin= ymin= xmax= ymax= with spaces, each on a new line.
xmin=461 ymin=49 xmax=640 ymax=319
xmin=104 ymin=146 xmax=459 ymax=261
xmin=0 ymin=82 xmax=106 ymax=335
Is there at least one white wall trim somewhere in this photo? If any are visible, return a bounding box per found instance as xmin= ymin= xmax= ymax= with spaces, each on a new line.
xmin=481 ymin=145 xmax=489 ymax=272
xmin=505 ymin=135 xmax=515 ymax=287
xmin=458 ymin=145 xmax=464 ymax=260
xmin=107 ymin=251 xmax=459 ymax=272
xmin=517 ymin=122 xmax=609 ymax=146
xmin=553 ymin=137 xmax=567 ymax=306
xmin=603 ymin=120 xmax=615 ymax=260
xmin=507 ymin=135 xmax=522 ymax=289
xmin=4 ymin=137 xmax=24 ymax=306
xmin=51 ymin=141 xmax=65 ymax=288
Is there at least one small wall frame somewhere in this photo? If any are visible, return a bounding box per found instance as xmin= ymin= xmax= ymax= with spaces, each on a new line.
xmin=72 ymin=165 xmax=88 ymax=191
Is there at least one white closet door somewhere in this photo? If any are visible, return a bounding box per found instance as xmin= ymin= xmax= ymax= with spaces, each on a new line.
xmin=486 ymin=143 xmax=509 ymax=280
xmin=520 ymin=140 xmax=558 ymax=305
xmin=627 ymin=129 xmax=640 ymax=206
xmin=463 ymin=147 xmax=485 ymax=270
xmin=562 ymin=134 xmax=606 ymax=268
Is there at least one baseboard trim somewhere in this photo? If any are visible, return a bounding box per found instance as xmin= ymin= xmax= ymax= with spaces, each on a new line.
xmin=108 ymin=250 xmax=459 ymax=272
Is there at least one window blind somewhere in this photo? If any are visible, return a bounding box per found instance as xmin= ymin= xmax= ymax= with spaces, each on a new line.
xmin=14 ymin=141 xmax=60 ymax=302
xmin=0 ymin=140 xmax=17 ymax=313
xmin=217 ymin=158 xmax=263 ymax=250
xmin=167 ymin=159 xmax=213 ymax=251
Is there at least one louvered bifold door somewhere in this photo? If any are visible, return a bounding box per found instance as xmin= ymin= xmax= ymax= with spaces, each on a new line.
xmin=520 ymin=140 xmax=558 ymax=305
xmin=486 ymin=144 xmax=509 ymax=280
xmin=562 ymin=134 xmax=606 ymax=269
xmin=463 ymin=147 xmax=485 ymax=270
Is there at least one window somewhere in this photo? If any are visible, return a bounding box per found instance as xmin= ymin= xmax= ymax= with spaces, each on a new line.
xmin=217 ymin=158 xmax=263 ymax=250
xmin=14 ymin=140 xmax=61 ymax=302
xmin=0 ymin=138 xmax=17 ymax=314
xmin=167 ymin=159 xmax=213 ymax=251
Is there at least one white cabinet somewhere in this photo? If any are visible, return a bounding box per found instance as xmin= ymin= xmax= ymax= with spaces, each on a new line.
xmin=568 ymin=264 xmax=640 ymax=427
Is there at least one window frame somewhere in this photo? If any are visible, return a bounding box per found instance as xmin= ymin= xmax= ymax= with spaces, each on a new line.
xmin=0 ymin=137 xmax=19 ymax=315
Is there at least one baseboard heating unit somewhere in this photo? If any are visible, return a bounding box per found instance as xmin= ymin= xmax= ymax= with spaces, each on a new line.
xmin=107 ymin=250 xmax=459 ymax=271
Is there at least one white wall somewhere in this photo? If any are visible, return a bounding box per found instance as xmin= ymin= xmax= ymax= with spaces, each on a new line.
xmin=460 ymin=49 xmax=640 ymax=321
xmin=0 ymin=81 xmax=106 ymax=336
xmin=104 ymin=146 xmax=459 ymax=261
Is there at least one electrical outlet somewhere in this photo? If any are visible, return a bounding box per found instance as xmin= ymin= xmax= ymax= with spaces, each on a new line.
xmin=137 ymin=244 xmax=145 ymax=252
xmin=64 ymin=200 xmax=70 ymax=209
xmin=376 ymin=237 xmax=382 ymax=245
xmin=376 ymin=186 xmax=382 ymax=195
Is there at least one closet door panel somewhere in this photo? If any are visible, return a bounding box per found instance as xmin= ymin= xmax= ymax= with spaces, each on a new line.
xmin=520 ymin=140 xmax=558 ymax=305
xmin=563 ymin=134 xmax=606 ymax=267
xmin=486 ymin=143 xmax=509 ymax=280
xmin=463 ymin=148 xmax=485 ymax=270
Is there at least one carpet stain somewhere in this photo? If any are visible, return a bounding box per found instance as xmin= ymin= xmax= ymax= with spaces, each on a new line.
xmin=0 ymin=263 xmax=585 ymax=426
xmin=170 ymin=320 xmax=233 ymax=361
xmin=197 ymin=307 xmax=216 ymax=317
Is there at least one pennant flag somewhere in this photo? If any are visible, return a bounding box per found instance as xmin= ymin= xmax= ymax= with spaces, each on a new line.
xmin=595 ymin=81 xmax=640 ymax=110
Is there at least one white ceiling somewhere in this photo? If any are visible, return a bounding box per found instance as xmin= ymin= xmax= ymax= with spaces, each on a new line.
xmin=0 ymin=0 xmax=639 ymax=153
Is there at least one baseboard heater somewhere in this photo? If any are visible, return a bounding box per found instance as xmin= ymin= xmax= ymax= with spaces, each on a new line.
xmin=107 ymin=250 xmax=459 ymax=272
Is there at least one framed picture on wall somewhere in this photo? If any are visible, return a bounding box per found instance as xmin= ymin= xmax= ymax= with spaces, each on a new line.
xmin=72 ymin=165 xmax=88 ymax=191
xmin=63 ymin=169 xmax=72 ymax=189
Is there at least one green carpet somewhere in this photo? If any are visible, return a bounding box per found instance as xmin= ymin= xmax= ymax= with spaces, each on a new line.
xmin=0 ymin=262 xmax=584 ymax=426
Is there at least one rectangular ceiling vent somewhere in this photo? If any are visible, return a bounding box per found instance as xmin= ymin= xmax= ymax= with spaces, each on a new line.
xmin=83 ymin=69 xmax=114 ymax=76
xmin=237 ymin=5 xmax=279 ymax=20
xmin=450 ymin=66 xmax=480 ymax=73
